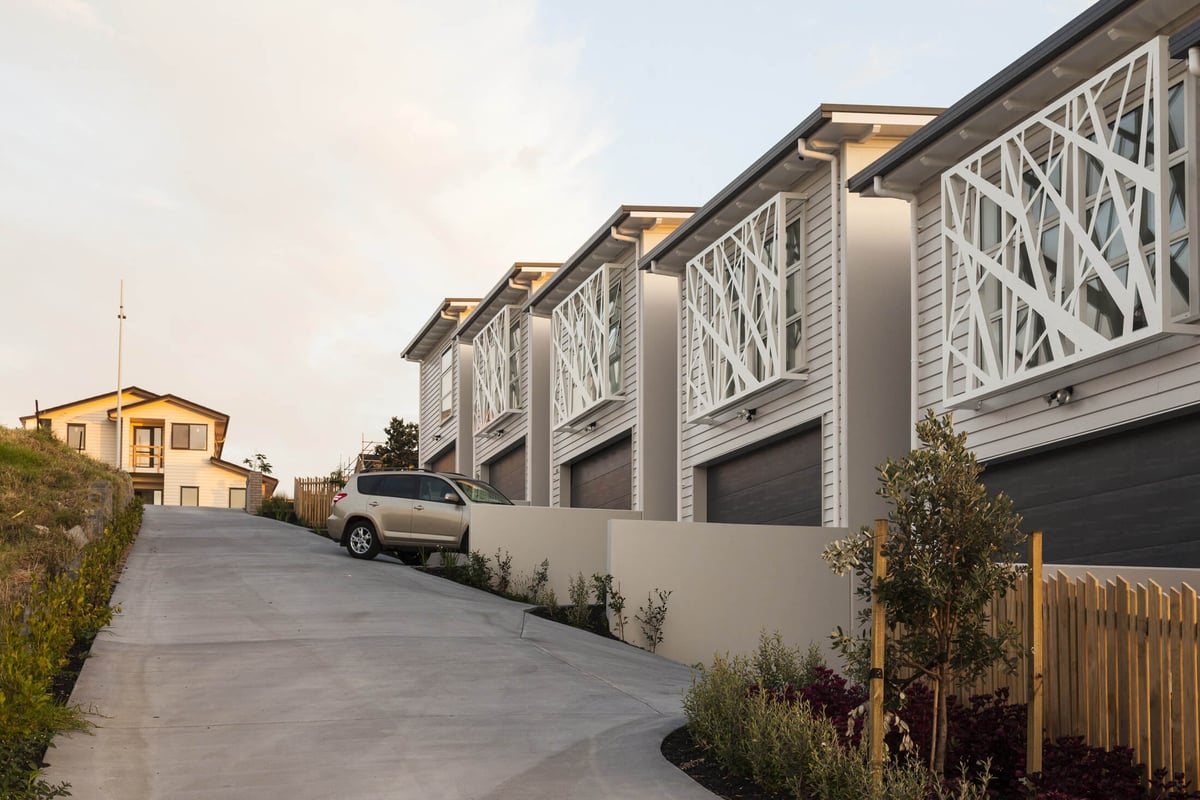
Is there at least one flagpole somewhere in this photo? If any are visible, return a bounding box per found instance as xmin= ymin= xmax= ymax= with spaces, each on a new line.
xmin=115 ymin=281 xmax=126 ymax=471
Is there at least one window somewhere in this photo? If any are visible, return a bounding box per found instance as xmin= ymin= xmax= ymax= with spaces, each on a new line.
xmin=472 ymin=306 xmax=523 ymax=432
xmin=229 ymin=487 xmax=246 ymax=509
xmin=180 ymin=486 xmax=199 ymax=506
xmin=66 ymin=423 xmax=86 ymax=451
xmin=551 ymin=264 xmax=626 ymax=427
xmin=37 ymin=418 xmax=52 ymax=431
xmin=940 ymin=40 xmax=1195 ymax=403
xmin=418 ymin=476 xmax=454 ymax=502
xmin=684 ymin=192 xmax=807 ymax=420
xmin=171 ymin=423 xmax=208 ymax=450
xmin=358 ymin=474 xmax=418 ymax=498
xmin=439 ymin=347 xmax=454 ymax=422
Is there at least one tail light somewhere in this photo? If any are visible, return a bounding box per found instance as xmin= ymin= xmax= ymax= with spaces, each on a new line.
xmin=332 ymin=492 xmax=347 ymax=505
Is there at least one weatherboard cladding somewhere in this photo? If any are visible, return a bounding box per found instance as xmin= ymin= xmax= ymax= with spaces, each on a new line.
xmin=909 ymin=59 xmax=1200 ymax=464
xmin=550 ymin=247 xmax=641 ymax=508
xmin=417 ymin=328 xmax=461 ymax=469
xmin=677 ymin=166 xmax=837 ymax=524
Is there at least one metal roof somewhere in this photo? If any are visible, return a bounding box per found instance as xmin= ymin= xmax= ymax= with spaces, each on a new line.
xmin=456 ymin=263 xmax=559 ymax=341
xmin=401 ymin=298 xmax=480 ymax=362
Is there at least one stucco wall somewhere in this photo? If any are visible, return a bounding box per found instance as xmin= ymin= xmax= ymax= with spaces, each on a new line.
xmin=467 ymin=504 xmax=643 ymax=601
xmin=607 ymin=520 xmax=852 ymax=667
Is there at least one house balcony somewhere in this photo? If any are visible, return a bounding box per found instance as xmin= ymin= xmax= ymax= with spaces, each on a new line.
xmin=130 ymin=444 xmax=165 ymax=474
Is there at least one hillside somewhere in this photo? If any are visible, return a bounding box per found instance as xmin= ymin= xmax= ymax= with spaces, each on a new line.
xmin=0 ymin=426 xmax=132 ymax=609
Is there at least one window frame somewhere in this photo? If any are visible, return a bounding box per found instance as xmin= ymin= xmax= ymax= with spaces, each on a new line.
xmin=66 ymin=423 xmax=86 ymax=451
xmin=180 ymin=486 xmax=199 ymax=506
xmin=171 ymin=423 xmax=208 ymax=451
xmin=229 ymin=486 xmax=246 ymax=510
xmin=551 ymin=263 xmax=627 ymax=429
xmin=439 ymin=346 xmax=454 ymax=422
xmin=683 ymin=191 xmax=807 ymax=422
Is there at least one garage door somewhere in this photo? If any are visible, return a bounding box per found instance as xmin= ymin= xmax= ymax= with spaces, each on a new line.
xmin=570 ymin=435 xmax=632 ymax=510
xmin=431 ymin=447 xmax=456 ymax=474
xmin=707 ymin=426 xmax=821 ymax=525
xmin=982 ymin=410 xmax=1200 ymax=567
xmin=488 ymin=442 xmax=526 ymax=501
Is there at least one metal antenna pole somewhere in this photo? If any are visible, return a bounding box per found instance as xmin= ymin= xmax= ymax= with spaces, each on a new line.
xmin=115 ymin=281 xmax=126 ymax=470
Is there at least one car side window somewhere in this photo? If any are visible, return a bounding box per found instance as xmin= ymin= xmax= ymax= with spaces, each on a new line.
xmin=419 ymin=476 xmax=455 ymax=503
xmin=357 ymin=475 xmax=383 ymax=496
xmin=378 ymin=475 xmax=419 ymax=499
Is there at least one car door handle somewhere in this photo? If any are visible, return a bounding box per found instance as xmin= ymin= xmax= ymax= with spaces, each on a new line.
xmin=368 ymin=501 xmax=379 ymax=507
xmin=413 ymin=504 xmax=424 ymax=511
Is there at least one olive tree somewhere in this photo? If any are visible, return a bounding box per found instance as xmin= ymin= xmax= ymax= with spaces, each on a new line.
xmin=823 ymin=410 xmax=1025 ymax=776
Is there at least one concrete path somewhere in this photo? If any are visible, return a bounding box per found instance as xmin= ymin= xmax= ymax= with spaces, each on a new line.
xmin=44 ymin=506 xmax=715 ymax=800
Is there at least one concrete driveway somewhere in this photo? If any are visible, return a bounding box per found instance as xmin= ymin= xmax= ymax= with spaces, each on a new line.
xmin=44 ymin=506 xmax=715 ymax=800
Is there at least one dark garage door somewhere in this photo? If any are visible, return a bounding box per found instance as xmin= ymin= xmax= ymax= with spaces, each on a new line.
xmin=431 ymin=447 xmax=456 ymax=474
xmin=707 ymin=426 xmax=821 ymax=525
xmin=488 ymin=442 xmax=526 ymax=501
xmin=982 ymin=411 xmax=1200 ymax=567
xmin=570 ymin=435 xmax=632 ymax=510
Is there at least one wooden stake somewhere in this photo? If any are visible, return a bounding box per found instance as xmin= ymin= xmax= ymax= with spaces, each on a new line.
xmin=870 ymin=518 xmax=889 ymax=789
xmin=1027 ymin=531 xmax=1044 ymax=775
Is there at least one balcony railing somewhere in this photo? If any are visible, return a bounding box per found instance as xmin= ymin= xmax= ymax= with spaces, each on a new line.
xmin=130 ymin=444 xmax=164 ymax=473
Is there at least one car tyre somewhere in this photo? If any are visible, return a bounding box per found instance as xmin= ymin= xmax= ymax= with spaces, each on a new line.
xmin=346 ymin=520 xmax=381 ymax=560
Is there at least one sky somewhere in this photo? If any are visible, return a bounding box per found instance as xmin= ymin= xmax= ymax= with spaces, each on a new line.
xmin=0 ymin=0 xmax=1095 ymax=492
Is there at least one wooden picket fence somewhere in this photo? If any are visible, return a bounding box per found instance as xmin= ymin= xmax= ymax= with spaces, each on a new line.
xmin=293 ymin=477 xmax=343 ymax=529
xmin=956 ymin=572 xmax=1200 ymax=785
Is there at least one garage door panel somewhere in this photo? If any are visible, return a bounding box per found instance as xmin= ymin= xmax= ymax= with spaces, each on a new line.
xmin=571 ymin=436 xmax=632 ymax=510
xmin=707 ymin=427 xmax=821 ymax=526
xmin=984 ymin=412 xmax=1200 ymax=568
xmin=432 ymin=447 xmax=456 ymax=474
xmin=488 ymin=443 xmax=525 ymax=501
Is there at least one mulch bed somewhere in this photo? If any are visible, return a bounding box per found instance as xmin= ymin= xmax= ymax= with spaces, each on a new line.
xmin=660 ymin=725 xmax=789 ymax=800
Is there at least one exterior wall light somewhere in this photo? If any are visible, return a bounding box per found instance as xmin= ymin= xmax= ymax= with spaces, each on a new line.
xmin=736 ymin=408 xmax=757 ymax=422
xmin=1046 ymin=387 xmax=1073 ymax=407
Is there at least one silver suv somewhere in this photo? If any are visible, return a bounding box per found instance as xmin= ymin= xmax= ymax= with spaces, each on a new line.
xmin=327 ymin=470 xmax=512 ymax=560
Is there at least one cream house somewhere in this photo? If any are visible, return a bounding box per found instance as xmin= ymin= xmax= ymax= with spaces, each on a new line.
xmin=402 ymin=298 xmax=479 ymax=474
xmin=21 ymin=387 xmax=277 ymax=507
xmin=455 ymin=263 xmax=558 ymax=503
xmin=641 ymin=104 xmax=938 ymax=529
xmin=850 ymin=0 xmax=1200 ymax=565
xmin=526 ymin=205 xmax=695 ymax=518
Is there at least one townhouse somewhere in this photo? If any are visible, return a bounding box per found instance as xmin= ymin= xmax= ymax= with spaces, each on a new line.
xmin=526 ymin=206 xmax=694 ymax=518
xmin=641 ymin=105 xmax=938 ymax=529
xmin=402 ymin=298 xmax=479 ymax=474
xmin=851 ymin=0 xmax=1200 ymax=565
xmin=455 ymin=263 xmax=558 ymax=503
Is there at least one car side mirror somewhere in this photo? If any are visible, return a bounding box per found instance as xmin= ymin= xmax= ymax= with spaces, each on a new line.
xmin=444 ymin=492 xmax=463 ymax=505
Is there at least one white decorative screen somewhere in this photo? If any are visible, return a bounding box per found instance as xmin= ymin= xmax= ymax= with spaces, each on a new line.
xmin=684 ymin=192 xmax=806 ymax=421
xmin=551 ymin=264 xmax=624 ymax=428
xmin=473 ymin=306 xmax=522 ymax=432
xmin=941 ymin=38 xmax=1195 ymax=404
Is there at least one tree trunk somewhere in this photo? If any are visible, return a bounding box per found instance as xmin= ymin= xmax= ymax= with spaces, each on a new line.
xmin=933 ymin=665 xmax=949 ymax=777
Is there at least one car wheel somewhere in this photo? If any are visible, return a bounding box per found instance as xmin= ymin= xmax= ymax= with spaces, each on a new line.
xmin=346 ymin=520 xmax=381 ymax=560
xmin=457 ymin=527 xmax=470 ymax=555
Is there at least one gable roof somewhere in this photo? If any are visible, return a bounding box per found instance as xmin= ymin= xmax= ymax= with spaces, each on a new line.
xmin=526 ymin=205 xmax=697 ymax=316
xmin=849 ymin=0 xmax=1197 ymax=194
xmin=19 ymin=386 xmax=157 ymax=422
xmin=401 ymin=298 xmax=480 ymax=363
xmin=209 ymin=457 xmax=280 ymax=497
xmin=456 ymin=263 xmax=559 ymax=342
xmin=641 ymin=104 xmax=940 ymax=275
xmin=106 ymin=394 xmax=231 ymax=458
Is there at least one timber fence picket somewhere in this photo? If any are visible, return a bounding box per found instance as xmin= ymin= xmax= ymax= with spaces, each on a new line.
xmin=293 ymin=477 xmax=342 ymax=529
xmin=958 ymin=575 xmax=1200 ymax=786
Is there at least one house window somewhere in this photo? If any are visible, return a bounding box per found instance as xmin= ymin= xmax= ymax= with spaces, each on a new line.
xmin=66 ymin=423 xmax=86 ymax=451
xmin=37 ymin=418 xmax=52 ymax=431
xmin=940 ymin=39 xmax=1195 ymax=404
xmin=439 ymin=346 xmax=454 ymax=422
xmin=551 ymin=264 xmax=626 ymax=428
xmin=229 ymin=487 xmax=246 ymax=509
xmin=472 ymin=307 xmax=523 ymax=432
xmin=180 ymin=486 xmax=199 ymax=506
xmin=171 ymin=423 xmax=208 ymax=450
xmin=684 ymin=192 xmax=807 ymax=420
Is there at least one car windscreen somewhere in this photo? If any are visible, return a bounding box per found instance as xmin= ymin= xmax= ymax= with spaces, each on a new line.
xmin=451 ymin=479 xmax=513 ymax=505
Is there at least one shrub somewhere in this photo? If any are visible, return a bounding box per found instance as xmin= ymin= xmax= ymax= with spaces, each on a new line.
xmin=493 ymin=549 xmax=512 ymax=595
xmin=635 ymin=588 xmax=671 ymax=653
xmin=464 ymin=550 xmax=491 ymax=589
xmin=567 ymin=573 xmax=590 ymax=628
